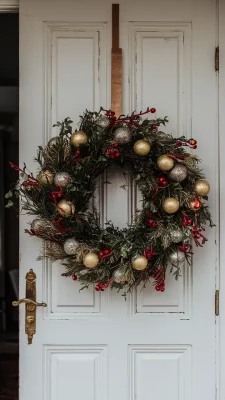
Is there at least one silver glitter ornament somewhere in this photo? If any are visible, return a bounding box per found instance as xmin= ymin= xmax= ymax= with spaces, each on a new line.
xmin=48 ymin=137 xmax=59 ymax=147
xmin=31 ymin=218 xmax=55 ymax=233
xmin=169 ymin=228 xmax=184 ymax=243
xmin=96 ymin=115 xmax=110 ymax=129
xmin=113 ymin=126 xmax=132 ymax=144
xmin=169 ymin=164 xmax=188 ymax=182
xmin=113 ymin=269 xmax=127 ymax=283
xmin=169 ymin=250 xmax=185 ymax=265
xmin=54 ymin=172 xmax=71 ymax=188
xmin=63 ymin=238 xmax=79 ymax=255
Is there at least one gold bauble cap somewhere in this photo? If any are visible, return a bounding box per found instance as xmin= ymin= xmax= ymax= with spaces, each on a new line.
xmin=132 ymin=256 xmax=148 ymax=270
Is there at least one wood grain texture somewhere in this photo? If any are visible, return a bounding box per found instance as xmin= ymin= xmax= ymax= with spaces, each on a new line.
xmin=111 ymin=48 xmax=122 ymax=117
xmin=111 ymin=4 xmax=122 ymax=116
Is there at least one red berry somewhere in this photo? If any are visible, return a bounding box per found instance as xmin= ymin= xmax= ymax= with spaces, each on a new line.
xmin=160 ymin=286 xmax=165 ymax=292
xmin=148 ymin=219 xmax=153 ymax=225
xmin=75 ymin=149 xmax=81 ymax=155
xmin=115 ymin=151 xmax=120 ymax=158
xmin=104 ymin=249 xmax=109 ymax=255
xmin=99 ymin=251 xmax=104 ymax=258
xmin=152 ymin=222 xmax=157 ymax=228
xmin=189 ymin=139 xmax=197 ymax=146
xmin=152 ymin=125 xmax=158 ymax=130
xmin=113 ymin=142 xmax=118 ymax=147
xmin=159 ymin=177 xmax=165 ymax=183
xmin=109 ymin=149 xmax=114 ymax=155
xmin=187 ymin=219 xmax=192 ymax=225
xmin=72 ymin=275 xmax=77 ymax=281
xmin=162 ymin=180 xmax=168 ymax=186
xmin=150 ymin=107 xmax=156 ymax=113
xmin=193 ymin=145 xmax=197 ymax=149
xmin=155 ymin=286 xmax=160 ymax=291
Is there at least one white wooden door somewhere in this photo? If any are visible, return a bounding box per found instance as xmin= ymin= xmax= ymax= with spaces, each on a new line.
xmin=19 ymin=1 xmax=218 ymax=399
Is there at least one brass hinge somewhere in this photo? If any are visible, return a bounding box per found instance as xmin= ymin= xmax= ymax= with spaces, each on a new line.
xmin=215 ymin=289 xmax=219 ymax=316
xmin=215 ymin=47 xmax=219 ymax=71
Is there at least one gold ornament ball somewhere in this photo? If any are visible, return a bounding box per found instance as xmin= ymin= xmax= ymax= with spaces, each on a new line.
xmin=83 ymin=252 xmax=99 ymax=269
xmin=194 ymin=180 xmax=210 ymax=197
xmin=157 ymin=155 xmax=174 ymax=171
xmin=56 ymin=199 xmax=75 ymax=217
xmin=70 ymin=131 xmax=88 ymax=147
xmin=162 ymin=197 xmax=180 ymax=214
xmin=132 ymin=256 xmax=148 ymax=271
xmin=133 ymin=140 xmax=151 ymax=156
xmin=37 ymin=170 xmax=54 ymax=185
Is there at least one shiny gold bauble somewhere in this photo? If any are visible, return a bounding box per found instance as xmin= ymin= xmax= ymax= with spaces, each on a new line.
xmin=83 ymin=252 xmax=99 ymax=269
xmin=37 ymin=170 xmax=54 ymax=185
xmin=132 ymin=256 xmax=148 ymax=271
xmin=56 ymin=199 xmax=75 ymax=217
xmin=157 ymin=155 xmax=174 ymax=171
xmin=194 ymin=180 xmax=210 ymax=197
xmin=70 ymin=131 xmax=88 ymax=147
xmin=133 ymin=140 xmax=151 ymax=156
xmin=162 ymin=197 xmax=180 ymax=214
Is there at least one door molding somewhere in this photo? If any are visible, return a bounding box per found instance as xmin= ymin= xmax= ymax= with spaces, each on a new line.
xmin=0 ymin=0 xmax=18 ymax=12
xmin=219 ymin=1 xmax=225 ymax=399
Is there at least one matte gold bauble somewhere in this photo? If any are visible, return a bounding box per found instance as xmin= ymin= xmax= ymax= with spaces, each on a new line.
xmin=157 ymin=155 xmax=174 ymax=171
xmin=194 ymin=180 xmax=210 ymax=197
xmin=37 ymin=170 xmax=54 ymax=185
xmin=132 ymin=256 xmax=148 ymax=271
xmin=70 ymin=131 xmax=88 ymax=147
xmin=56 ymin=199 xmax=75 ymax=217
xmin=133 ymin=140 xmax=151 ymax=156
xmin=83 ymin=252 xmax=99 ymax=269
xmin=162 ymin=197 xmax=180 ymax=214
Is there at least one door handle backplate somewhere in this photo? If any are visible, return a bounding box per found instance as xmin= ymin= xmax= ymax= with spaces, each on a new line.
xmin=12 ymin=269 xmax=47 ymax=344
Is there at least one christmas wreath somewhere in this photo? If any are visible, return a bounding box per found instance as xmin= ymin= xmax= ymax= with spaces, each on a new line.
xmin=6 ymin=107 xmax=214 ymax=294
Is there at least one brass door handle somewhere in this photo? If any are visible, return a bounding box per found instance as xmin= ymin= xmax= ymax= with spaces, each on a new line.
xmin=12 ymin=269 xmax=47 ymax=344
xmin=12 ymin=298 xmax=47 ymax=307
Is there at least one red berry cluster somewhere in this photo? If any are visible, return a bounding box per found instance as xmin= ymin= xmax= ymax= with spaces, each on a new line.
xmin=188 ymin=138 xmax=197 ymax=149
xmin=182 ymin=215 xmax=193 ymax=227
xmin=147 ymin=219 xmax=157 ymax=228
xmin=95 ymin=283 xmax=105 ymax=291
xmin=158 ymin=176 xmax=168 ymax=187
xmin=99 ymin=249 xmax=111 ymax=258
xmin=104 ymin=143 xmax=120 ymax=159
xmin=151 ymin=267 xmax=165 ymax=292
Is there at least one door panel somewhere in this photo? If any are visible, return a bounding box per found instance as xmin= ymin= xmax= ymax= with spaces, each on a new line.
xmin=19 ymin=1 xmax=218 ymax=399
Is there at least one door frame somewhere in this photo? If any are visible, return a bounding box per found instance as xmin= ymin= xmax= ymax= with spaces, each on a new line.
xmin=0 ymin=0 xmax=223 ymax=399
xmin=0 ymin=0 xmax=18 ymax=12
